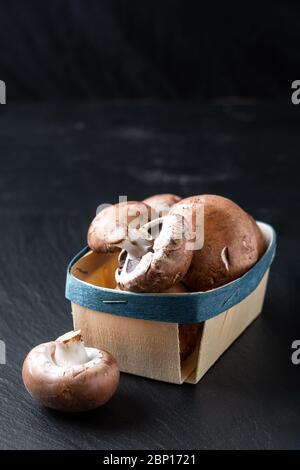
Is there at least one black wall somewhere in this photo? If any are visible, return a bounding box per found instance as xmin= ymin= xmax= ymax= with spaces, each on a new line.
xmin=0 ymin=0 xmax=299 ymax=102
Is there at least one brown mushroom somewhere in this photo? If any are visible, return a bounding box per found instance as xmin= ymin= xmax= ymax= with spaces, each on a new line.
xmin=116 ymin=213 xmax=193 ymax=292
xmin=87 ymin=201 xmax=155 ymax=253
xmin=143 ymin=193 xmax=181 ymax=216
xmin=22 ymin=330 xmax=120 ymax=412
xmin=171 ymin=194 xmax=266 ymax=291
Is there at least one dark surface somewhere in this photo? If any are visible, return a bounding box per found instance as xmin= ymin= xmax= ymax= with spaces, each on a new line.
xmin=0 ymin=0 xmax=299 ymax=101
xmin=0 ymin=101 xmax=299 ymax=449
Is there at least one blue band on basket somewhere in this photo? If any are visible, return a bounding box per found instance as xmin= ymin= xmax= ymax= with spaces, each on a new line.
xmin=65 ymin=223 xmax=276 ymax=323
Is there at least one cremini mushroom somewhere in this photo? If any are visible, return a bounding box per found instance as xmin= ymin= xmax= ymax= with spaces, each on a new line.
xmin=22 ymin=330 xmax=120 ymax=412
xmin=143 ymin=193 xmax=181 ymax=216
xmin=87 ymin=201 xmax=155 ymax=254
xmin=116 ymin=213 xmax=193 ymax=292
xmin=171 ymin=194 xmax=266 ymax=291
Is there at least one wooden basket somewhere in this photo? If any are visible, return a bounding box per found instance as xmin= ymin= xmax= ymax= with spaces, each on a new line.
xmin=66 ymin=222 xmax=276 ymax=384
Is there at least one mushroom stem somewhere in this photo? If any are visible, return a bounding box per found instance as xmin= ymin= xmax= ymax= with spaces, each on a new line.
xmin=119 ymin=217 xmax=165 ymax=259
xmin=121 ymin=237 xmax=152 ymax=259
xmin=54 ymin=330 xmax=89 ymax=367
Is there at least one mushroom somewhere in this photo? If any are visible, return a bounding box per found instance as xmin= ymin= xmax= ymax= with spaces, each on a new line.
xmin=22 ymin=330 xmax=120 ymax=412
xmin=171 ymin=194 xmax=266 ymax=291
xmin=116 ymin=213 xmax=193 ymax=293
xmin=143 ymin=193 xmax=181 ymax=216
xmin=87 ymin=201 xmax=155 ymax=254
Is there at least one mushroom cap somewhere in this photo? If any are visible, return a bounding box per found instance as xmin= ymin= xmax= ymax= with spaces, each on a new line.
xmin=116 ymin=213 xmax=193 ymax=293
xmin=22 ymin=339 xmax=120 ymax=412
xmin=88 ymin=201 xmax=154 ymax=253
xmin=143 ymin=193 xmax=181 ymax=215
xmin=171 ymin=194 xmax=266 ymax=291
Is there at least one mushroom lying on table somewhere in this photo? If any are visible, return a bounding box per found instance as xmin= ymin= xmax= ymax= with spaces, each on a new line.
xmin=22 ymin=330 xmax=120 ymax=412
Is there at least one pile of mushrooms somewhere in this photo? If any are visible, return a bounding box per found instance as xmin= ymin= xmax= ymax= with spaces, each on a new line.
xmin=88 ymin=193 xmax=266 ymax=293
xmin=88 ymin=196 xmax=193 ymax=293
xmin=22 ymin=330 xmax=119 ymax=412
xmin=87 ymin=193 xmax=266 ymax=361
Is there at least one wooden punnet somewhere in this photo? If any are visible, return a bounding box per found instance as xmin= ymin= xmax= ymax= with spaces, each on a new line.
xmin=66 ymin=222 xmax=276 ymax=384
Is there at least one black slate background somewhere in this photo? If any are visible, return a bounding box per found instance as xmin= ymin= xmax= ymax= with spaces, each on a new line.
xmin=0 ymin=0 xmax=299 ymax=102
xmin=0 ymin=101 xmax=299 ymax=449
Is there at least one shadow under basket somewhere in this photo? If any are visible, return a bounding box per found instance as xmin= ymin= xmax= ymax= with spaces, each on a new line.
xmin=66 ymin=222 xmax=276 ymax=384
